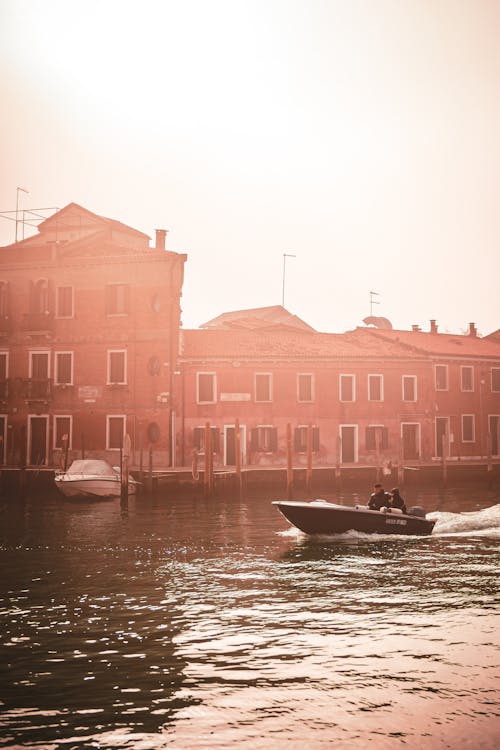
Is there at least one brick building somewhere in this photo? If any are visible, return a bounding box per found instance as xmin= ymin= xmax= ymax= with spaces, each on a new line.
xmin=0 ymin=203 xmax=186 ymax=467
xmin=177 ymin=310 xmax=500 ymax=468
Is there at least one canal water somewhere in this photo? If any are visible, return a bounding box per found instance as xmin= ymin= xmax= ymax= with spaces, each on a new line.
xmin=0 ymin=487 xmax=499 ymax=749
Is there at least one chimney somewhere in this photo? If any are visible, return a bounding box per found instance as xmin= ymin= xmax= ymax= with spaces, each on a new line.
xmin=155 ymin=229 xmax=167 ymax=251
xmin=430 ymin=320 xmax=438 ymax=334
xmin=468 ymin=322 xmax=477 ymax=338
xmin=412 ymin=324 xmax=421 ymax=332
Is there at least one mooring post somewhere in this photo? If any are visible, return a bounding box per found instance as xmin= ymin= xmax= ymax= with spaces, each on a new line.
xmin=335 ymin=435 xmax=341 ymax=489
xmin=81 ymin=432 xmax=85 ymax=460
xmin=139 ymin=432 xmax=144 ymax=495
xmin=204 ymin=422 xmax=210 ymax=497
xmin=148 ymin=445 xmax=153 ymax=494
xmin=62 ymin=433 xmax=69 ymax=472
xmin=306 ymin=423 xmax=313 ymax=496
xmin=375 ymin=429 xmax=381 ymax=484
xmin=286 ymin=422 xmax=293 ymax=500
xmin=487 ymin=432 xmax=493 ymax=488
xmin=235 ymin=418 xmax=242 ymax=499
xmin=441 ymin=433 xmax=447 ymax=488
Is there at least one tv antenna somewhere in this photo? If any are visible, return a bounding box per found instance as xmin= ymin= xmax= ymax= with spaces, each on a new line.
xmin=369 ymin=290 xmax=380 ymax=316
xmin=0 ymin=189 xmax=59 ymax=243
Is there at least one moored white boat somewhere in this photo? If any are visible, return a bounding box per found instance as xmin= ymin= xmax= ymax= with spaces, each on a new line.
xmin=54 ymin=459 xmax=138 ymax=499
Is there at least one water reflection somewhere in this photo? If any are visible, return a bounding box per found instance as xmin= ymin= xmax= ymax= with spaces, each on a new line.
xmin=0 ymin=488 xmax=499 ymax=749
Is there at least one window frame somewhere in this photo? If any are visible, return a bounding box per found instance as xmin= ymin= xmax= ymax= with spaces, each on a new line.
xmin=460 ymin=365 xmax=474 ymax=393
xmin=0 ymin=350 xmax=9 ymax=380
xmin=29 ymin=350 xmax=51 ymax=379
xmin=368 ymin=374 xmax=384 ymax=402
xmin=54 ymin=351 xmax=74 ymax=386
xmin=365 ymin=424 xmax=389 ymax=450
xmin=56 ymin=285 xmax=74 ymax=319
xmin=491 ymin=367 xmax=500 ymax=393
xmin=106 ymin=415 xmax=126 ymax=450
xmin=107 ymin=349 xmax=127 ymax=385
xmin=254 ymin=372 xmax=273 ymax=403
xmin=435 ymin=364 xmax=449 ymax=391
xmin=461 ymin=414 xmax=475 ymax=443
xmin=402 ymin=374 xmax=417 ymax=402
xmin=196 ymin=372 xmax=217 ymax=404
xmin=105 ymin=283 xmax=130 ymax=316
xmin=297 ymin=373 xmax=314 ymax=403
xmin=339 ymin=374 xmax=356 ymax=403
xmin=53 ymin=415 xmax=73 ymax=450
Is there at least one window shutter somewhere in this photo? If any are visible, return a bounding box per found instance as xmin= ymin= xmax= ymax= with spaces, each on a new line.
xmin=312 ymin=427 xmax=320 ymax=452
xmin=47 ymin=280 xmax=54 ymax=314
xmin=123 ymin=284 xmax=130 ymax=314
xmin=382 ymin=427 xmax=389 ymax=449
xmin=211 ymin=427 xmax=220 ymax=453
xmin=105 ymin=286 xmax=112 ymax=315
xmin=193 ymin=427 xmax=203 ymax=449
xmin=294 ymin=428 xmax=301 ymax=451
xmin=251 ymin=428 xmax=259 ymax=451
xmin=270 ymin=427 xmax=278 ymax=452
xmin=366 ymin=427 xmax=374 ymax=450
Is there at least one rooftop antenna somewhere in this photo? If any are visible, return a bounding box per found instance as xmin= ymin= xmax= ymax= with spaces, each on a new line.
xmin=15 ymin=187 xmax=29 ymax=242
xmin=369 ymin=290 xmax=380 ymax=316
xmin=282 ymin=252 xmax=296 ymax=307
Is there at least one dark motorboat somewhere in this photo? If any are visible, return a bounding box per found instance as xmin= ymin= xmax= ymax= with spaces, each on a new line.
xmin=273 ymin=499 xmax=435 ymax=536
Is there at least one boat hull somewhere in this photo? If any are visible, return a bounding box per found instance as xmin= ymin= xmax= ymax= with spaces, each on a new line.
xmin=54 ymin=476 xmax=136 ymax=499
xmin=273 ymin=501 xmax=435 ymax=536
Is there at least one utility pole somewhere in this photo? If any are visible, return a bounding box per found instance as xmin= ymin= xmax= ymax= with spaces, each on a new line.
xmin=282 ymin=252 xmax=296 ymax=307
xmin=15 ymin=187 xmax=29 ymax=242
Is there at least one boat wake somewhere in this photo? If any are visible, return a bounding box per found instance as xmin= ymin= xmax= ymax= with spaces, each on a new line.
xmin=429 ymin=503 xmax=500 ymax=538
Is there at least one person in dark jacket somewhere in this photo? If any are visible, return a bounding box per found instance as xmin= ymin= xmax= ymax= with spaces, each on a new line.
xmin=389 ymin=488 xmax=407 ymax=514
xmin=368 ymin=483 xmax=391 ymax=510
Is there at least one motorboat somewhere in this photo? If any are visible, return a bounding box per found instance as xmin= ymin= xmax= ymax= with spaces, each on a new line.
xmin=273 ymin=499 xmax=435 ymax=536
xmin=54 ymin=459 xmax=138 ymax=499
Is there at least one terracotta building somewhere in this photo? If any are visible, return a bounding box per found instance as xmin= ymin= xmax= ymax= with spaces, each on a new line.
xmin=177 ymin=310 xmax=500 ymax=468
xmin=0 ymin=203 xmax=186 ymax=467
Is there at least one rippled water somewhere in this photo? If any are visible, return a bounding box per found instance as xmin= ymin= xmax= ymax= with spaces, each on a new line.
xmin=0 ymin=487 xmax=499 ymax=749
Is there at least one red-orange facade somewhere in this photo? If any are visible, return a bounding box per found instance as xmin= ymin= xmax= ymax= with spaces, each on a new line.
xmin=0 ymin=203 xmax=186 ymax=467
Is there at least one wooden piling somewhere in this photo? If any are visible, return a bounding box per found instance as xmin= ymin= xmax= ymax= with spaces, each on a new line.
xmin=335 ymin=435 xmax=341 ymax=488
xmin=148 ymin=445 xmax=153 ymax=494
xmin=139 ymin=433 xmax=144 ymax=494
xmin=487 ymin=432 xmax=493 ymax=488
xmin=286 ymin=422 xmax=293 ymax=500
xmin=306 ymin=423 xmax=313 ymax=496
xmin=375 ymin=429 xmax=381 ymax=483
xmin=61 ymin=433 xmax=69 ymax=472
xmin=235 ymin=418 xmax=242 ymax=499
xmin=441 ymin=433 xmax=447 ymax=488
xmin=81 ymin=432 xmax=85 ymax=460
xmin=121 ymin=433 xmax=131 ymax=503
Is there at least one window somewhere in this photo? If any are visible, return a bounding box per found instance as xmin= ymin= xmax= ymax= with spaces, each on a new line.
xmin=0 ymin=281 xmax=9 ymax=316
xmin=435 ymin=364 xmax=448 ymax=390
xmin=492 ymin=368 xmax=500 ymax=393
xmin=461 ymin=415 xmax=475 ymax=443
xmin=251 ymin=425 xmax=278 ymax=452
xmin=0 ymin=352 xmax=7 ymax=400
xmin=105 ymin=283 xmax=129 ymax=315
xmin=30 ymin=279 xmax=49 ymax=314
xmin=193 ymin=426 xmax=220 ymax=452
xmin=294 ymin=425 xmax=320 ymax=452
xmin=107 ymin=350 xmax=127 ymax=384
xmin=107 ymin=415 xmax=126 ymax=449
xmin=339 ymin=374 xmax=355 ymax=402
xmin=366 ymin=426 xmax=389 ymax=450
xmin=402 ymin=375 xmax=417 ymax=402
xmin=54 ymin=415 xmax=72 ymax=449
xmin=55 ymin=352 xmax=73 ymax=385
xmin=0 ymin=415 xmax=6 ymax=463
xmin=460 ymin=366 xmax=474 ymax=392
xmin=368 ymin=374 xmax=384 ymax=402
xmin=297 ymin=373 xmax=314 ymax=402
xmin=56 ymin=286 xmax=74 ymax=318
xmin=197 ymin=372 xmax=216 ymax=403
xmin=255 ymin=373 xmax=272 ymax=402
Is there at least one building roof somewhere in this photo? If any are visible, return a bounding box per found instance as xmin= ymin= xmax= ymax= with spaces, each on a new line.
xmin=201 ymin=305 xmax=316 ymax=332
xmin=37 ymin=202 xmax=150 ymax=239
xmin=353 ymin=327 xmax=500 ymax=359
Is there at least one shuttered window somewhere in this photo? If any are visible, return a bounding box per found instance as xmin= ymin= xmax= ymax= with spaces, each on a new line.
xmin=107 ymin=351 xmax=126 ymax=384
xmin=197 ymin=373 xmax=216 ymax=403
xmin=402 ymin=375 xmax=417 ymax=402
xmin=250 ymin=426 xmax=278 ymax=452
xmin=368 ymin=374 xmax=383 ymax=401
xmin=107 ymin=416 xmax=125 ymax=449
xmin=57 ymin=286 xmax=73 ymax=318
xmin=297 ymin=374 xmax=313 ymax=402
xmin=461 ymin=415 xmax=475 ymax=442
xmin=105 ymin=284 xmax=129 ymax=315
xmin=193 ymin=426 xmax=220 ymax=452
xmin=365 ymin=426 xmax=388 ymax=450
xmin=294 ymin=426 xmax=320 ymax=452
xmin=339 ymin=374 xmax=355 ymax=402
xmin=55 ymin=352 xmax=73 ymax=384
xmin=255 ymin=373 xmax=272 ymax=402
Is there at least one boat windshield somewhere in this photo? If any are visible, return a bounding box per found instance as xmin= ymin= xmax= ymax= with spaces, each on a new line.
xmin=67 ymin=460 xmax=117 ymax=476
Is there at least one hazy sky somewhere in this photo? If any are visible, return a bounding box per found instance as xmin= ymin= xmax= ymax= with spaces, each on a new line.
xmin=1 ymin=0 xmax=499 ymax=335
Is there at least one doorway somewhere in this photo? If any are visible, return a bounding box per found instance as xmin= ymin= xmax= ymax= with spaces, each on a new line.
xmin=224 ymin=424 xmax=247 ymax=466
xmin=340 ymin=425 xmax=357 ymax=463
xmin=401 ymin=423 xmax=420 ymax=460
xmin=28 ymin=415 xmax=49 ymax=465
xmin=489 ymin=415 xmax=500 ymax=456
xmin=435 ymin=417 xmax=450 ymax=458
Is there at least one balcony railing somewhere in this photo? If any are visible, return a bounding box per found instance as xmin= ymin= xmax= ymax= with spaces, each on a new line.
xmin=21 ymin=311 xmax=55 ymax=333
xmin=21 ymin=378 xmax=52 ymax=401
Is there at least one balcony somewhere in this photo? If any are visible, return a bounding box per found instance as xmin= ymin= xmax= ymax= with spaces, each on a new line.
xmin=21 ymin=311 xmax=55 ymax=334
xmin=21 ymin=378 xmax=52 ymax=402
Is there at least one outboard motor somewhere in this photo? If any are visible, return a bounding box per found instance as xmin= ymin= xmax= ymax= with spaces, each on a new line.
xmin=408 ymin=506 xmax=426 ymax=518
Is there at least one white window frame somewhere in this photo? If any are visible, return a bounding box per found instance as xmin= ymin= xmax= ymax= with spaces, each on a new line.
xmin=491 ymin=367 xmax=500 ymax=393
xmin=435 ymin=364 xmax=449 ymax=391
xmin=461 ymin=414 xmax=475 ymax=443
xmin=366 ymin=423 xmax=387 ymax=450
xmin=402 ymin=375 xmax=417 ymax=402
xmin=460 ymin=365 xmax=474 ymax=392
xmin=488 ymin=415 xmax=500 ymax=456
xmin=106 ymin=282 xmax=129 ymax=316
xmin=339 ymin=374 xmax=356 ymax=403
xmin=223 ymin=423 xmax=247 ymax=466
xmin=53 ymin=415 xmax=73 ymax=450
xmin=400 ymin=422 xmax=422 ymax=459
xmin=29 ymin=350 xmax=51 ymax=378
xmin=55 ymin=285 xmax=74 ymax=319
xmin=0 ymin=414 xmax=7 ymax=463
xmin=297 ymin=373 xmax=314 ymax=403
xmin=368 ymin=374 xmax=384 ymax=402
xmin=54 ymin=351 xmax=74 ymax=385
xmin=106 ymin=414 xmax=126 ymax=450
xmin=254 ymin=372 xmax=273 ymax=403
xmin=196 ymin=372 xmax=217 ymax=404
xmin=107 ymin=349 xmax=127 ymax=385
xmin=256 ymin=424 xmax=276 ymax=452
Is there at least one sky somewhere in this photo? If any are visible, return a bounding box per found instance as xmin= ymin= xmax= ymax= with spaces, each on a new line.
xmin=1 ymin=0 xmax=499 ymax=335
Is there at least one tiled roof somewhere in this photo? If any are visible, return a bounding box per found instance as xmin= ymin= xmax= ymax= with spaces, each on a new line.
xmin=181 ymin=329 xmax=427 ymax=360
xmin=201 ymin=305 xmax=316 ymax=332
xmin=353 ymin=327 xmax=500 ymax=359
